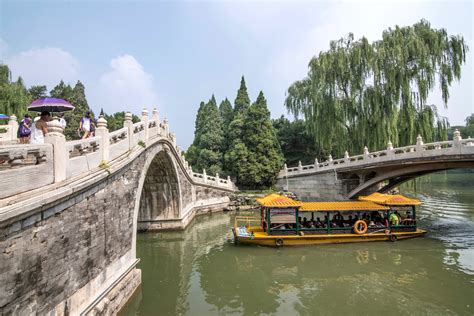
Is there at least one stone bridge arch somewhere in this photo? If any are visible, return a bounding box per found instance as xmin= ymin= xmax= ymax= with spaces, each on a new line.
xmin=346 ymin=162 xmax=474 ymax=198
xmin=0 ymin=108 xmax=237 ymax=315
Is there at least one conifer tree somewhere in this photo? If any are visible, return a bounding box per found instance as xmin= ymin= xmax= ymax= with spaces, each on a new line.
xmin=219 ymin=98 xmax=234 ymax=163
xmin=234 ymin=76 xmax=250 ymax=113
xmin=226 ymin=91 xmax=283 ymax=188
xmin=186 ymin=96 xmax=224 ymax=175
xmin=50 ymin=80 xmax=93 ymax=140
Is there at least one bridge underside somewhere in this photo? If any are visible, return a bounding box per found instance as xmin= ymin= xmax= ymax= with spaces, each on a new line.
xmin=138 ymin=150 xmax=180 ymax=225
xmin=345 ymin=161 xmax=474 ymax=198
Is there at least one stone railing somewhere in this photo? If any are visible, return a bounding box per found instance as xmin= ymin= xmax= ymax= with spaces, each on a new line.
xmin=0 ymin=115 xmax=19 ymax=144
xmin=0 ymin=108 xmax=237 ymax=199
xmin=280 ymin=132 xmax=474 ymax=178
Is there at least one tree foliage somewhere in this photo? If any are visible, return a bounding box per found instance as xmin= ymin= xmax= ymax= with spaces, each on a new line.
xmin=234 ymin=76 xmax=250 ymax=113
xmin=285 ymin=19 xmax=468 ymax=158
xmin=186 ymin=95 xmax=224 ymax=175
xmin=272 ymin=116 xmax=324 ymax=166
xmin=0 ymin=65 xmax=31 ymax=119
xmin=225 ymin=91 xmax=283 ymax=188
xmin=460 ymin=114 xmax=474 ymax=138
xmin=50 ymin=80 xmax=93 ymax=140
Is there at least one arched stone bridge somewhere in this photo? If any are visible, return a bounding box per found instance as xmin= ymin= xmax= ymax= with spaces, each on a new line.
xmin=0 ymin=109 xmax=237 ymax=315
xmin=276 ymin=132 xmax=474 ymax=200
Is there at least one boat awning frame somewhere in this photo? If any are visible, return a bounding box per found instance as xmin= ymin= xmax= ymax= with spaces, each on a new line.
xmin=300 ymin=201 xmax=389 ymax=212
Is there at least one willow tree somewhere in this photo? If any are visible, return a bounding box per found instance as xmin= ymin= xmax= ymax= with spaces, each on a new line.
xmin=285 ymin=20 xmax=468 ymax=158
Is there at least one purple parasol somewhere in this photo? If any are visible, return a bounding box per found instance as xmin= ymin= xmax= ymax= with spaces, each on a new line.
xmin=28 ymin=98 xmax=75 ymax=113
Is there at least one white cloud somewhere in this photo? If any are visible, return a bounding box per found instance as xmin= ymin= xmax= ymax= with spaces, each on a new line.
xmin=95 ymin=55 xmax=158 ymax=114
xmin=6 ymin=47 xmax=80 ymax=88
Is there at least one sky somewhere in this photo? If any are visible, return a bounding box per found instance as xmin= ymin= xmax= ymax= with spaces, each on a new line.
xmin=0 ymin=0 xmax=473 ymax=149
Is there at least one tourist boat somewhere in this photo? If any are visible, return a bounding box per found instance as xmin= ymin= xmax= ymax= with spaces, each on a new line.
xmin=232 ymin=193 xmax=426 ymax=247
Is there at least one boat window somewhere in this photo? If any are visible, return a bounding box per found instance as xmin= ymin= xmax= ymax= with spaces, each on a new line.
xmin=269 ymin=208 xmax=296 ymax=224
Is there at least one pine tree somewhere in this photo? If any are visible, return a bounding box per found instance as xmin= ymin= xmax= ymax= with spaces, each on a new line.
xmin=186 ymin=96 xmax=224 ymax=175
xmin=226 ymin=91 xmax=283 ymax=188
xmin=234 ymin=76 xmax=250 ymax=113
xmin=218 ymin=98 xmax=233 ymax=165
xmin=28 ymin=86 xmax=48 ymax=100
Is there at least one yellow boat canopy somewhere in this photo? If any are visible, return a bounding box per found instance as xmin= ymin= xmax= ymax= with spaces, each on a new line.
xmin=256 ymin=194 xmax=303 ymax=208
xmin=300 ymin=201 xmax=389 ymax=212
xmin=358 ymin=192 xmax=421 ymax=206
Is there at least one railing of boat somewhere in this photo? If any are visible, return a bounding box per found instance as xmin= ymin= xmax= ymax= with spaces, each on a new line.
xmin=234 ymin=216 xmax=261 ymax=228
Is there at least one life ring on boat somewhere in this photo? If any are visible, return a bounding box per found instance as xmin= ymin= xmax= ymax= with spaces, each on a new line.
xmin=275 ymin=238 xmax=284 ymax=247
xmin=390 ymin=234 xmax=397 ymax=242
xmin=353 ymin=220 xmax=368 ymax=235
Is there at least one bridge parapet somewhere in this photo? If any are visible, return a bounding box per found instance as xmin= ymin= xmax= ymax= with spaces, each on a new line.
xmin=0 ymin=108 xmax=236 ymax=199
xmin=280 ymin=132 xmax=474 ymax=179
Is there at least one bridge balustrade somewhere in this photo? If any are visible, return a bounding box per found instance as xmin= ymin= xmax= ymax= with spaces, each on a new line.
xmin=0 ymin=108 xmax=237 ymax=199
xmin=280 ymin=131 xmax=474 ymax=179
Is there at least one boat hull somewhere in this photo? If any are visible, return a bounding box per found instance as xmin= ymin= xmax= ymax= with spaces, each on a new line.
xmin=233 ymin=228 xmax=426 ymax=247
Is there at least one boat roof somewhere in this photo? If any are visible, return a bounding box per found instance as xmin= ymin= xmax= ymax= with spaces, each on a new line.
xmin=300 ymin=201 xmax=389 ymax=212
xmin=256 ymin=194 xmax=304 ymax=207
xmin=358 ymin=192 xmax=421 ymax=206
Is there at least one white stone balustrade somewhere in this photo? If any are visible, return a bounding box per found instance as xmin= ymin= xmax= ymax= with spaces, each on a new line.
xmin=0 ymin=108 xmax=237 ymax=199
xmin=279 ymin=132 xmax=474 ymax=179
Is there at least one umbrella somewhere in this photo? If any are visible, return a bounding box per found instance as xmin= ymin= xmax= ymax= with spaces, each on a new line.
xmin=0 ymin=114 xmax=9 ymax=120
xmin=28 ymin=98 xmax=75 ymax=113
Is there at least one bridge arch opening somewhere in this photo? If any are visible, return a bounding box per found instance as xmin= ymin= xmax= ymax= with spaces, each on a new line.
xmin=138 ymin=150 xmax=180 ymax=227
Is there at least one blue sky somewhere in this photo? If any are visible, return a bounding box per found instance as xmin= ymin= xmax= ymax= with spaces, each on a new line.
xmin=1 ymin=0 xmax=472 ymax=149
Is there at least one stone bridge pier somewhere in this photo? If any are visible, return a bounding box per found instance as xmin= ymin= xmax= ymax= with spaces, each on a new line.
xmin=0 ymin=108 xmax=237 ymax=315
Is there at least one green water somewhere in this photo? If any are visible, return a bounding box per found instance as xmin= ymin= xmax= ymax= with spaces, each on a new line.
xmin=120 ymin=172 xmax=474 ymax=315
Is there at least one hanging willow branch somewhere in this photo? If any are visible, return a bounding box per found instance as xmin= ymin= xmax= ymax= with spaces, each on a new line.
xmin=285 ymin=19 xmax=468 ymax=157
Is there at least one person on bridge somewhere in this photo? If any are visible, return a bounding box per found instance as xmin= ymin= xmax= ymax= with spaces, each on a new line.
xmin=19 ymin=114 xmax=31 ymax=144
xmin=80 ymin=111 xmax=95 ymax=139
xmin=31 ymin=111 xmax=51 ymax=144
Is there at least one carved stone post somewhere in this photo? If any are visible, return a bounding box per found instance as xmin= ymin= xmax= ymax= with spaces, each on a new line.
xmin=123 ymin=112 xmax=134 ymax=150
xmin=96 ymin=116 xmax=109 ymax=162
xmin=142 ymin=108 xmax=149 ymax=141
xmin=45 ymin=120 xmax=67 ymax=183
xmin=284 ymin=163 xmax=288 ymax=176
xmin=298 ymin=161 xmax=303 ymax=172
xmin=387 ymin=140 xmax=394 ymax=158
xmin=344 ymin=151 xmax=349 ymax=163
xmin=363 ymin=146 xmax=370 ymax=160
xmin=152 ymin=108 xmax=161 ymax=136
xmin=227 ymin=176 xmax=232 ymax=188
xmin=171 ymin=133 xmax=177 ymax=147
xmin=314 ymin=159 xmax=319 ymax=170
xmin=152 ymin=107 xmax=159 ymax=122
xmin=8 ymin=115 xmax=18 ymax=142
xmin=416 ymin=135 xmax=424 ymax=152
xmin=163 ymin=118 xmax=169 ymax=137
xmin=453 ymin=129 xmax=462 ymax=149
xmin=215 ymin=173 xmax=220 ymax=186
xmin=328 ymin=154 xmax=333 ymax=162
xmin=203 ymin=169 xmax=207 ymax=184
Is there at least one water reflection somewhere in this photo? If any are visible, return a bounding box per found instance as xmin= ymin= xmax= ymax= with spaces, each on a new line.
xmin=121 ymin=172 xmax=474 ymax=316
